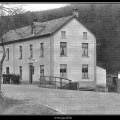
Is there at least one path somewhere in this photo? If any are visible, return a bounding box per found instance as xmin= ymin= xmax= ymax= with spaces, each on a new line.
xmin=2 ymin=84 xmax=120 ymax=114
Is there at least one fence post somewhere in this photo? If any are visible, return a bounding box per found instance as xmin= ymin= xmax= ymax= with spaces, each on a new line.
xmin=55 ymin=77 xmax=56 ymax=89
xmin=40 ymin=76 xmax=41 ymax=86
xmin=60 ymin=78 xmax=62 ymax=89
xmin=69 ymin=80 xmax=71 ymax=89
xmin=49 ymin=76 xmax=50 ymax=86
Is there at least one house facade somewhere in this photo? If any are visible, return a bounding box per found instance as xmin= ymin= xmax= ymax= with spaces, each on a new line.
xmin=0 ymin=9 xmax=106 ymax=89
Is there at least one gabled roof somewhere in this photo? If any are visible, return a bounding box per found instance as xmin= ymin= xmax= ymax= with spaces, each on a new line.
xmin=2 ymin=15 xmax=95 ymax=44
xmin=3 ymin=15 xmax=73 ymax=43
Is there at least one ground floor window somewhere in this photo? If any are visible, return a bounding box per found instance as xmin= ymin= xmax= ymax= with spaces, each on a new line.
xmin=6 ymin=67 xmax=9 ymax=74
xmin=19 ymin=66 xmax=22 ymax=79
xmin=82 ymin=64 xmax=88 ymax=79
xmin=40 ymin=65 xmax=44 ymax=76
xmin=60 ymin=64 xmax=67 ymax=78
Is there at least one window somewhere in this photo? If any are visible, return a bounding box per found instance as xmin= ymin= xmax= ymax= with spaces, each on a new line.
xmin=40 ymin=65 xmax=44 ymax=76
xmin=32 ymin=66 xmax=34 ymax=74
xmin=82 ymin=43 xmax=88 ymax=57
xmin=60 ymin=64 xmax=67 ymax=78
xmin=60 ymin=42 xmax=67 ymax=56
xmin=19 ymin=46 xmax=22 ymax=59
xmin=61 ymin=31 xmax=66 ymax=39
xmin=83 ymin=32 xmax=87 ymax=39
xmin=32 ymin=28 xmax=36 ymax=34
xmin=82 ymin=64 xmax=88 ymax=79
xmin=40 ymin=43 xmax=44 ymax=57
xmin=19 ymin=66 xmax=22 ymax=79
xmin=30 ymin=44 xmax=33 ymax=58
xmin=6 ymin=48 xmax=9 ymax=60
xmin=6 ymin=67 xmax=9 ymax=74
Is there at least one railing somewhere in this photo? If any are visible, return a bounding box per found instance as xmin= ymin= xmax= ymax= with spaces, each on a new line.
xmin=39 ymin=76 xmax=72 ymax=89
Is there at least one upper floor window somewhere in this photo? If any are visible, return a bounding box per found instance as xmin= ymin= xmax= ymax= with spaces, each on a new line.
xmin=82 ymin=43 xmax=88 ymax=57
xmin=30 ymin=44 xmax=33 ymax=58
xmin=6 ymin=48 xmax=9 ymax=61
xmin=83 ymin=32 xmax=87 ymax=39
xmin=82 ymin=64 xmax=88 ymax=79
xmin=40 ymin=43 xmax=44 ymax=57
xmin=19 ymin=46 xmax=22 ymax=59
xmin=60 ymin=42 xmax=67 ymax=56
xmin=61 ymin=31 xmax=66 ymax=39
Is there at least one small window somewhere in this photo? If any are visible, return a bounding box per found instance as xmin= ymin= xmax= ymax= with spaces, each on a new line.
xmin=30 ymin=44 xmax=33 ymax=58
xmin=82 ymin=43 xmax=88 ymax=57
xmin=61 ymin=31 xmax=66 ymax=39
xmin=19 ymin=46 xmax=22 ymax=59
xmin=60 ymin=42 xmax=67 ymax=56
xmin=40 ymin=43 xmax=44 ymax=57
xmin=6 ymin=48 xmax=9 ymax=60
xmin=32 ymin=66 xmax=34 ymax=74
xmin=82 ymin=64 xmax=88 ymax=79
xmin=60 ymin=64 xmax=67 ymax=79
xmin=83 ymin=32 xmax=87 ymax=39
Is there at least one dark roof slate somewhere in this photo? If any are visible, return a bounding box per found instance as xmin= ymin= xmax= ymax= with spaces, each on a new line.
xmin=3 ymin=15 xmax=73 ymax=42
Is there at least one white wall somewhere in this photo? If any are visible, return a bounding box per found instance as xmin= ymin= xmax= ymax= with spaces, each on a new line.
xmin=53 ymin=18 xmax=96 ymax=85
xmin=1 ymin=36 xmax=51 ymax=83
xmin=96 ymin=66 xmax=106 ymax=87
xmin=0 ymin=17 xmax=97 ymax=87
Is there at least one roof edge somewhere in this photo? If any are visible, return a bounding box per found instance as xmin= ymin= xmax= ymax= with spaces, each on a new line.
xmin=0 ymin=33 xmax=51 ymax=46
xmin=51 ymin=15 xmax=74 ymax=35
xmin=51 ymin=15 xmax=96 ymax=39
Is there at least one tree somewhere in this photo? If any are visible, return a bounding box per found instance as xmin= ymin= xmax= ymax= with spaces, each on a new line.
xmin=0 ymin=3 xmax=25 ymax=100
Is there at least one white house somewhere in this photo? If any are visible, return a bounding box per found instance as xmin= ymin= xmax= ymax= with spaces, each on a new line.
xmin=0 ymin=8 xmax=106 ymax=89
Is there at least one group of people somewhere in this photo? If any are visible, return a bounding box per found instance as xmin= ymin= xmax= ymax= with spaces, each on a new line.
xmin=2 ymin=73 xmax=21 ymax=84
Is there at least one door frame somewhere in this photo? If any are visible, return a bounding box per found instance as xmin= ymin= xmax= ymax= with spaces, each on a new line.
xmin=29 ymin=63 xmax=33 ymax=84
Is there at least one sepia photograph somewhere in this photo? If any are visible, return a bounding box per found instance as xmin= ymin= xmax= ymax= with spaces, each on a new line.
xmin=0 ymin=2 xmax=119 ymax=116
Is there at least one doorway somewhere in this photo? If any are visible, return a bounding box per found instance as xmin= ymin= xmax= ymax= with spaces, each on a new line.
xmin=6 ymin=67 xmax=9 ymax=74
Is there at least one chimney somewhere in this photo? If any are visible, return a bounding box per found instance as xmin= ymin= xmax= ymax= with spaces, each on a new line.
xmin=72 ymin=8 xmax=79 ymax=18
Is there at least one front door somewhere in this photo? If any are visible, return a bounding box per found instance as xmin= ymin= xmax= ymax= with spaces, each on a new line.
xmin=6 ymin=67 xmax=9 ymax=74
xmin=29 ymin=63 xmax=33 ymax=84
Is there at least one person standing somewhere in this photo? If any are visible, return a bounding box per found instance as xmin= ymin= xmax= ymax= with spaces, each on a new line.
xmin=11 ymin=73 xmax=14 ymax=84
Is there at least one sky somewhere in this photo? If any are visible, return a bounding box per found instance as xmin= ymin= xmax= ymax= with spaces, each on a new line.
xmin=23 ymin=4 xmax=68 ymax=11
xmin=5 ymin=3 xmax=69 ymax=12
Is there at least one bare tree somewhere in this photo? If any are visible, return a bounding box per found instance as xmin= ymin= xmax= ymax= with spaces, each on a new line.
xmin=0 ymin=3 xmax=25 ymax=99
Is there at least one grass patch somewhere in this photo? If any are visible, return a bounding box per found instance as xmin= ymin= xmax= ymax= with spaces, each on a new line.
xmin=0 ymin=95 xmax=30 ymax=115
xmin=3 ymin=101 xmax=62 ymax=115
xmin=0 ymin=95 xmax=61 ymax=115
